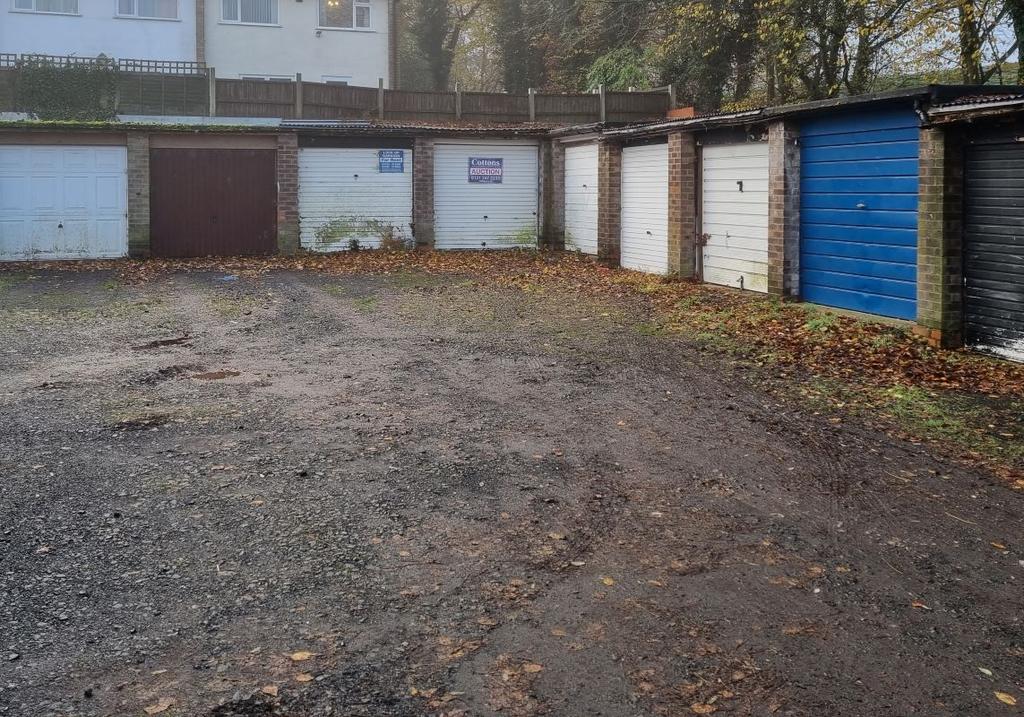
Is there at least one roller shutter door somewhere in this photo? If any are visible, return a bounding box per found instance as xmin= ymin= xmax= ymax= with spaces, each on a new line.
xmin=434 ymin=141 xmax=539 ymax=249
xmin=701 ymin=143 xmax=769 ymax=292
xmin=299 ymin=147 xmax=413 ymax=251
xmin=620 ymin=142 xmax=669 ymax=274
xmin=964 ymin=133 xmax=1024 ymax=362
xmin=0 ymin=145 xmax=127 ymax=261
xmin=563 ymin=142 xmax=598 ymax=254
xmin=800 ymin=109 xmax=919 ymax=319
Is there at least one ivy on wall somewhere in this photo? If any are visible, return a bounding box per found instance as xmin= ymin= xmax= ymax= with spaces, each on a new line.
xmin=15 ymin=60 xmax=118 ymax=121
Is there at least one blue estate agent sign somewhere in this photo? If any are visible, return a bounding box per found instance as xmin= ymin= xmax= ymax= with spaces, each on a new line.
xmin=468 ymin=157 xmax=503 ymax=183
xmin=378 ymin=149 xmax=405 ymax=173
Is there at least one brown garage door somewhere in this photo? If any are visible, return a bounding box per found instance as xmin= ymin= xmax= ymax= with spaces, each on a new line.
xmin=150 ymin=148 xmax=278 ymax=257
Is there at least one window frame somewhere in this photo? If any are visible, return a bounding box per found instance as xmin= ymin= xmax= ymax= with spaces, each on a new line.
xmin=115 ymin=0 xmax=179 ymax=21
xmin=11 ymin=0 xmax=80 ymax=15
xmin=220 ymin=0 xmax=279 ymax=26
xmin=317 ymin=0 xmax=373 ymax=31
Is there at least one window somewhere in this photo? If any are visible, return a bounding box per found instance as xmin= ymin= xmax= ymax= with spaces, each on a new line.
xmin=117 ymin=0 xmax=177 ymax=19
xmin=222 ymin=0 xmax=277 ymax=24
xmin=13 ymin=0 xmax=78 ymax=13
xmin=319 ymin=0 xmax=370 ymax=29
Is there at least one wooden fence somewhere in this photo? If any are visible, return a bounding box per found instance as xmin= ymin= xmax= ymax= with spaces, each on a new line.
xmin=0 ymin=58 xmax=673 ymax=125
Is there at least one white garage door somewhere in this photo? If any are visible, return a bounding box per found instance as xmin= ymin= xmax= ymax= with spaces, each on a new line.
xmin=563 ymin=142 xmax=598 ymax=254
xmin=621 ymin=142 xmax=669 ymax=274
xmin=701 ymin=143 xmax=769 ymax=292
xmin=0 ymin=145 xmax=127 ymax=261
xmin=434 ymin=140 xmax=539 ymax=250
xmin=298 ymin=147 xmax=413 ymax=251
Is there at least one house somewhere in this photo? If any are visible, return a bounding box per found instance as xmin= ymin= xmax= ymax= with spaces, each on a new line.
xmin=1 ymin=0 xmax=397 ymax=87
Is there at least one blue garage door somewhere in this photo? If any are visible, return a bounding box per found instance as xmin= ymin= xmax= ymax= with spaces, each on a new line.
xmin=800 ymin=109 xmax=919 ymax=320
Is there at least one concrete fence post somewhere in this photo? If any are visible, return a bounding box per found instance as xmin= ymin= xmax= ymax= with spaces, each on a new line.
xmin=294 ymin=72 xmax=303 ymax=119
xmin=378 ymin=77 xmax=385 ymax=119
xmin=455 ymin=84 xmax=462 ymax=120
xmin=207 ymin=66 xmax=216 ymax=117
xmin=528 ymin=87 xmax=536 ymax=122
xmin=598 ymin=84 xmax=606 ymax=123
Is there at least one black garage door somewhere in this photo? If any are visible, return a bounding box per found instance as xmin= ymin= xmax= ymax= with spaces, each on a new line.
xmin=964 ymin=131 xmax=1024 ymax=362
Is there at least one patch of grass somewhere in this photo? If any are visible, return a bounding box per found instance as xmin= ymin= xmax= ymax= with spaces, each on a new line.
xmin=354 ymin=296 xmax=379 ymax=312
xmin=210 ymin=294 xmax=255 ymax=318
xmin=101 ymin=278 xmax=121 ymax=291
xmin=322 ymin=284 xmax=348 ymax=297
xmin=0 ymin=273 xmax=31 ymax=291
xmin=803 ymin=310 xmax=839 ymax=334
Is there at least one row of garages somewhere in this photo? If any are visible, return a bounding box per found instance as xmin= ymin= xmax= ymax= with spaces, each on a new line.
xmin=0 ymin=87 xmax=1021 ymax=361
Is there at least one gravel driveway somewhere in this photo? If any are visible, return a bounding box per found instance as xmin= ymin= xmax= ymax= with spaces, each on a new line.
xmin=0 ymin=267 xmax=1020 ymax=716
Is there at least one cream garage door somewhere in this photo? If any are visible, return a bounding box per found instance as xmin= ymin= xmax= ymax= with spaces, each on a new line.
xmin=298 ymin=147 xmax=413 ymax=251
xmin=620 ymin=142 xmax=669 ymax=274
xmin=563 ymin=142 xmax=598 ymax=254
xmin=701 ymin=143 xmax=770 ymax=292
xmin=434 ymin=141 xmax=539 ymax=249
xmin=0 ymin=145 xmax=127 ymax=261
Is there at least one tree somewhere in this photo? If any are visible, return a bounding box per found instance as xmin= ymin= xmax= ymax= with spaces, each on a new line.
xmin=407 ymin=0 xmax=484 ymax=89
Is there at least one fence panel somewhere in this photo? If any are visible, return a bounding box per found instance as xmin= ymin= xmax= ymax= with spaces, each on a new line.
xmin=216 ymin=78 xmax=295 ymax=118
xmin=385 ymin=89 xmax=456 ymax=122
xmin=536 ymin=93 xmax=601 ymax=124
xmin=302 ymin=82 xmax=378 ymax=119
xmin=116 ymin=73 xmax=208 ymax=116
xmin=0 ymin=68 xmax=16 ymax=112
xmin=460 ymin=92 xmax=530 ymax=123
xmin=605 ymin=91 xmax=669 ymax=123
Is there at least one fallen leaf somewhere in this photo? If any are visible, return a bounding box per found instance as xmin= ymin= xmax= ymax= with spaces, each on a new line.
xmin=477 ymin=616 xmax=499 ymax=627
xmin=522 ymin=663 xmax=543 ymax=673
xmin=550 ymin=627 xmax=567 ymax=637
xmin=979 ymin=667 xmax=993 ymax=677
xmin=995 ymin=692 xmax=1017 ymax=706
xmin=295 ymin=673 xmax=314 ymax=683
xmin=991 ymin=542 xmax=1007 ymax=550
xmin=261 ymin=685 xmax=279 ymax=697
xmin=600 ymin=576 xmax=615 ymax=586
xmin=690 ymin=703 xmax=717 ymax=714
xmin=911 ymin=600 xmax=931 ymax=610
xmin=289 ymin=651 xmax=315 ymax=662
xmin=569 ymin=560 xmax=586 ymax=567
xmin=144 ymin=698 xmax=175 ymax=715
xmin=548 ymin=532 xmax=566 ymax=540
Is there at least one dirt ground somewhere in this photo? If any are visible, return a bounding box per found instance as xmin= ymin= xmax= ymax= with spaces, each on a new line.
xmin=0 ymin=264 xmax=1021 ymax=717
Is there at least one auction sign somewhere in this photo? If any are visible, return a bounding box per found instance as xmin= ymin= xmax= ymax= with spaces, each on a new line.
xmin=468 ymin=157 xmax=503 ymax=183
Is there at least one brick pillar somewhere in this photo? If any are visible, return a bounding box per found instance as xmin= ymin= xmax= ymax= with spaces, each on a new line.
xmin=276 ymin=133 xmax=299 ymax=254
xmin=768 ymin=120 xmax=800 ymax=298
xmin=597 ymin=140 xmax=621 ymax=265
xmin=413 ymin=137 xmax=435 ymax=249
xmin=127 ymin=132 xmax=150 ymax=258
xmin=667 ymin=131 xmax=696 ymax=276
xmin=541 ymin=139 xmax=565 ymax=250
xmin=915 ymin=126 xmax=964 ymax=348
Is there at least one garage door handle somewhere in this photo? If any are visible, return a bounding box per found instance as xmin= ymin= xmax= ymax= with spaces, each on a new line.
xmin=483 ymin=215 xmax=489 ymax=220
xmin=856 ymin=202 xmax=867 ymax=209
xmin=211 ymin=215 xmax=218 ymax=224
xmin=646 ymin=230 xmax=652 ymax=235
xmin=57 ymin=222 xmax=63 ymax=230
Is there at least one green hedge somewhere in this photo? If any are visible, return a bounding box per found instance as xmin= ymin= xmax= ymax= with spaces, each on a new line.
xmin=15 ymin=61 xmax=118 ymax=121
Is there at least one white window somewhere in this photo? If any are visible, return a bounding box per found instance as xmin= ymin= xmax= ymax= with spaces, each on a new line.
xmin=117 ymin=0 xmax=177 ymax=19
xmin=319 ymin=0 xmax=371 ymax=29
xmin=222 ymin=0 xmax=277 ymax=24
xmin=13 ymin=0 xmax=78 ymax=13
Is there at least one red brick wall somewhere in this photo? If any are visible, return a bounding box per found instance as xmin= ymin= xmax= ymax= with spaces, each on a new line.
xmin=413 ymin=137 xmax=435 ymax=249
xmin=127 ymin=132 xmax=150 ymax=258
xmin=667 ymin=131 xmax=696 ymax=276
xmin=276 ymin=133 xmax=299 ymax=254
xmin=767 ymin=121 xmax=800 ymax=297
xmin=541 ymin=139 xmax=565 ymax=250
xmin=915 ymin=126 xmax=964 ymax=348
xmin=597 ymin=140 xmax=621 ymax=265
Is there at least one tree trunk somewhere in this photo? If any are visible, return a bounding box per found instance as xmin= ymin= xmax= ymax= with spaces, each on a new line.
xmin=958 ymin=0 xmax=983 ymax=84
xmin=1007 ymin=0 xmax=1024 ymax=83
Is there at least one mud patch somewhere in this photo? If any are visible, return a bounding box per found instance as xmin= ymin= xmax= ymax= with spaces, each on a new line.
xmin=132 ymin=335 xmax=191 ymax=351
